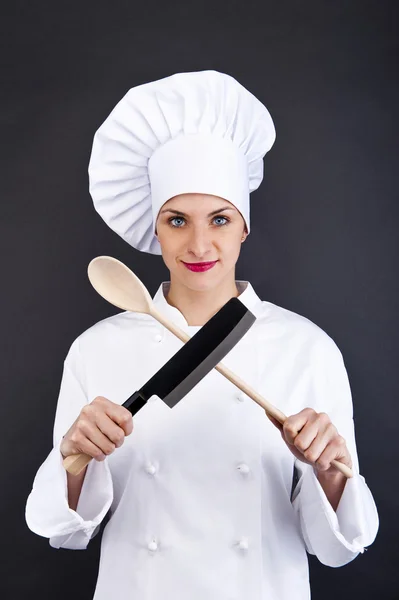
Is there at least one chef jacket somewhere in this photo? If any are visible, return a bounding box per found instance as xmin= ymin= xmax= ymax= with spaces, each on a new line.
xmin=26 ymin=280 xmax=379 ymax=600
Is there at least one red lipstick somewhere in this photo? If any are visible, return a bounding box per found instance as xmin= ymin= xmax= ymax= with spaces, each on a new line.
xmin=182 ymin=260 xmax=218 ymax=272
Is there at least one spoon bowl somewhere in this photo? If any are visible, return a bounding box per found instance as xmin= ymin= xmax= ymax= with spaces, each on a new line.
xmin=88 ymin=256 xmax=153 ymax=314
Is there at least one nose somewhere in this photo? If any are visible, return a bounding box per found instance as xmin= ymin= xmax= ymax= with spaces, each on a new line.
xmin=187 ymin=225 xmax=213 ymax=258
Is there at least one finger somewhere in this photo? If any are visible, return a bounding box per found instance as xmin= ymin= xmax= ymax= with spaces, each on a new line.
xmin=315 ymin=434 xmax=349 ymax=472
xmin=63 ymin=432 xmax=107 ymax=462
xmin=104 ymin=403 xmax=134 ymax=436
xmin=95 ymin=412 xmax=127 ymax=449
xmin=77 ymin=419 xmax=117 ymax=457
xmin=77 ymin=438 xmax=108 ymax=462
xmin=312 ymin=441 xmax=338 ymax=472
xmin=282 ymin=408 xmax=317 ymax=445
xmin=293 ymin=412 xmax=332 ymax=452
xmin=302 ymin=423 xmax=336 ymax=466
xmin=292 ymin=419 xmax=319 ymax=453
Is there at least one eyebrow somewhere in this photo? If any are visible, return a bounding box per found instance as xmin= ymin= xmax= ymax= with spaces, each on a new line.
xmin=159 ymin=206 xmax=235 ymax=217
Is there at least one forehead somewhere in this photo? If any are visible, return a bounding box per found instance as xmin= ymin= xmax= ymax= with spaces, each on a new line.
xmin=161 ymin=193 xmax=237 ymax=214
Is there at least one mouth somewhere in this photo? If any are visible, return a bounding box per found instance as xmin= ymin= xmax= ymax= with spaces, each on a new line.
xmin=181 ymin=260 xmax=218 ymax=272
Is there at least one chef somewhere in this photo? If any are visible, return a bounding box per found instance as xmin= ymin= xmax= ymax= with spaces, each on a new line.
xmin=25 ymin=70 xmax=379 ymax=600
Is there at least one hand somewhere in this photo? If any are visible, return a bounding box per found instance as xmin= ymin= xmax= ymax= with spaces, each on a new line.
xmin=266 ymin=408 xmax=352 ymax=476
xmin=60 ymin=396 xmax=134 ymax=461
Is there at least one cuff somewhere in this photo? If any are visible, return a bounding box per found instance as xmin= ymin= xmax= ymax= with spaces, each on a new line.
xmin=26 ymin=440 xmax=113 ymax=549
xmin=293 ymin=464 xmax=379 ymax=566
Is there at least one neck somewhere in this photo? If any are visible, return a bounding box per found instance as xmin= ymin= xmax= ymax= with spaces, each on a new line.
xmin=165 ymin=271 xmax=240 ymax=326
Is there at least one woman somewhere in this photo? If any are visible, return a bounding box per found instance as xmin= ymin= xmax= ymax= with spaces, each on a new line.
xmin=26 ymin=71 xmax=378 ymax=600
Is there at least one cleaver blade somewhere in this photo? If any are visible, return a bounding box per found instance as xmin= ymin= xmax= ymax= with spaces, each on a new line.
xmin=63 ymin=297 xmax=255 ymax=475
xmin=123 ymin=297 xmax=256 ymax=415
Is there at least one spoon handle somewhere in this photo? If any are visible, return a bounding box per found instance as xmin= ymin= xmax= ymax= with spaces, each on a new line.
xmin=150 ymin=307 xmax=191 ymax=342
xmin=150 ymin=307 xmax=353 ymax=479
xmin=211 ymin=362 xmax=353 ymax=478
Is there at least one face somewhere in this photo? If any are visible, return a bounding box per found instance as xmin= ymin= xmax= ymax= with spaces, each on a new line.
xmin=155 ymin=193 xmax=248 ymax=292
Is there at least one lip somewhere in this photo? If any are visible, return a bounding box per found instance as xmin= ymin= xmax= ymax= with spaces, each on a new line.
xmin=182 ymin=260 xmax=218 ymax=272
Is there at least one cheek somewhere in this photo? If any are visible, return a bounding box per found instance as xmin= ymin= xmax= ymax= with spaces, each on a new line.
xmin=220 ymin=234 xmax=242 ymax=259
xmin=159 ymin=249 xmax=177 ymax=275
xmin=156 ymin=231 xmax=182 ymax=264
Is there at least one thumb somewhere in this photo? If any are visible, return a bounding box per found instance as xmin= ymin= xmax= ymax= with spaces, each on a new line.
xmin=265 ymin=410 xmax=284 ymax=433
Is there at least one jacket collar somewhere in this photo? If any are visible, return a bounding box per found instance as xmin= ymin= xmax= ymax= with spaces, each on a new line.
xmin=151 ymin=280 xmax=264 ymax=329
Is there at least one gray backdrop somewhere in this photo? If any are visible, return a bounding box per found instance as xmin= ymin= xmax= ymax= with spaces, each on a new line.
xmin=2 ymin=1 xmax=398 ymax=598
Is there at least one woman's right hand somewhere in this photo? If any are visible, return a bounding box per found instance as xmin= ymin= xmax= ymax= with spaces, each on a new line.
xmin=60 ymin=396 xmax=134 ymax=461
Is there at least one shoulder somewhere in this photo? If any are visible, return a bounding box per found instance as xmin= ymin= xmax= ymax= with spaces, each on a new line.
xmin=254 ymin=298 xmax=342 ymax=357
xmin=64 ymin=310 xmax=153 ymax=363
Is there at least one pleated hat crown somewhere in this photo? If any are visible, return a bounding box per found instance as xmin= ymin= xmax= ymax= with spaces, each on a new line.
xmin=88 ymin=70 xmax=276 ymax=254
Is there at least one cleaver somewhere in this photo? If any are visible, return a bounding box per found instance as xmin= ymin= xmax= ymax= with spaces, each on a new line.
xmin=63 ymin=297 xmax=256 ymax=475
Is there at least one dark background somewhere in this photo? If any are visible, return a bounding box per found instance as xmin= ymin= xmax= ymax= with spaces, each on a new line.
xmin=2 ymin=1 xmax=398 ymax=598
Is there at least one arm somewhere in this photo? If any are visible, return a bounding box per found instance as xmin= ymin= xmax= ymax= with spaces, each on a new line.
xmin=25 ymin=338 xmax=113 ymax=550
xmin=317 ymin=469 xmax=347 ymax=512
xmin=65 ymin=461 xmax=88 ymax=511
xmin=268 ymin=336 xmax=379 ymax=567
xmin=291 ymin=338 xmax=379 ymax=567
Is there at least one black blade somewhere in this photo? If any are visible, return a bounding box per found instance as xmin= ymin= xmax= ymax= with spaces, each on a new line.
xmin=122 ymin=298 xmax=255 ymax=415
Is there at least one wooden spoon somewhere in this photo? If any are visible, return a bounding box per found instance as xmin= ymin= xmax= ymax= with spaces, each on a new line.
xmin=87 ymin=256 xmax=288 ymax=422
xmin=66 ymin=256 xmax=352 ymax=479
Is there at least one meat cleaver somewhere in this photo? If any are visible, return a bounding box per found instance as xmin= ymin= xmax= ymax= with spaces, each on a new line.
xmin=63 ymin=297 xmax=256 ymax=475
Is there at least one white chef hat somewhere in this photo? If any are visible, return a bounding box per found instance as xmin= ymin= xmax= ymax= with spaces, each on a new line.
xmin=88 ymin=70 xmax=276 ymax=255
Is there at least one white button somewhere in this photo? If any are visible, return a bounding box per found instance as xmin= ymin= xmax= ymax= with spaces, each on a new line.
xmin=145 ymin=462 xmax=157 ymax=475
xmin=237 ymin=538 xmax=249 ymax=550
xmin=235 ymin=391 xmax=245 ymax=402
xmin=154 ymin=333 xmax=163 ymax=343
xmin=148 ymin=539 xmax=158 ymax=551
xmin=237 ymin=463 xmax=250 ymax=474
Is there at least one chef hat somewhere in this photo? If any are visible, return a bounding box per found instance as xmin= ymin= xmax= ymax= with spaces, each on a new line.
xmin=88 ymin=70 xmax=276 ymax=255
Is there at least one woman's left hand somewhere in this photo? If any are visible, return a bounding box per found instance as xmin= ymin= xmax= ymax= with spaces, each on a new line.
xmin=266 ymin=408 xmax=353 ymax=476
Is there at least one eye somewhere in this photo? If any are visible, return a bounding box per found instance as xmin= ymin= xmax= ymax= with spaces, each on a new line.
xmin=169 ymin=216 xmax=186 ymax=228
xmin=213 ymin=215 xmax=229 ymax=226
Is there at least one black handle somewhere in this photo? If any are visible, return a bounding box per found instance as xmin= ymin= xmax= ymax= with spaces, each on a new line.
xmin=122 ymin=390 xmax=148 ymax=416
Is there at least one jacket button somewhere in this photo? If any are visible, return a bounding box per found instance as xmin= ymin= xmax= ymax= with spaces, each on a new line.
xmin=145 ymin=462 xmax=157 ymax=475
xmin=237 ymin=538 xmax=249 ymax=550
xmin=237 ymin=463 xmax=250 ymax=474
xmin=235 ymin=391 xmax=245 ymax=402
xmin=148 ymin=539 xmax=158 ymax=552
xmin=154 ymin=333 xmax=163 ymax=343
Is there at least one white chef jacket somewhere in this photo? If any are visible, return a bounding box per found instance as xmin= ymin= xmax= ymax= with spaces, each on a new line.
xmin=26 ymin=280 xmax=379 ymax=600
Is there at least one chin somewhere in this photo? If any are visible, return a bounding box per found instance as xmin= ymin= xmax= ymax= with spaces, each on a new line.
xmin=188 ymin=280 xmax=218 ymax=293
xmin=179 ymin=269 xmax=222 ymax=292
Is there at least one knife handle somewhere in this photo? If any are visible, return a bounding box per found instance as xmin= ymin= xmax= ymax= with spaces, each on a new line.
xmin=122 ymin=389 xmax=148 ymax=414
xmin=62 ymin=391 xmax=148 ymax=476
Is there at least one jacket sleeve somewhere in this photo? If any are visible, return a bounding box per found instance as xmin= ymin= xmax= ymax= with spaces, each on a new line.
xmin=291 ymin=336 xmax=379 ymax=567
xmin=25 ymin=337 xmax=113 ymax=550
